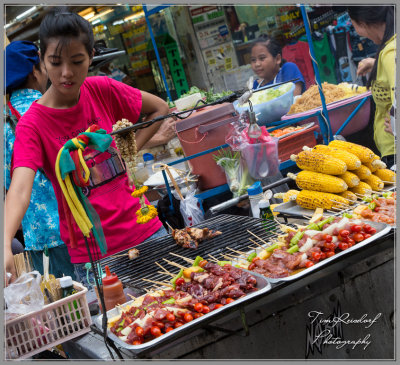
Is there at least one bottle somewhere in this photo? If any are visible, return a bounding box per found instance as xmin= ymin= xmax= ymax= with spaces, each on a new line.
xmin=143 ymin=153 xmax=155 ymax=177
xmin=59 ymin=276 xmax=80 ymax=321
xmin=259 ymin=190 xmax=274 ymax=225
xmin=247 ymin=181 xmax=263 ymax=218
xmin=102 ymin=265 xmax=127 ymax=311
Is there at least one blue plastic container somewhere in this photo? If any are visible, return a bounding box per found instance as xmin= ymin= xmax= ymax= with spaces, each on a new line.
xmin=233 ymin=82 xmax=295 ymax=126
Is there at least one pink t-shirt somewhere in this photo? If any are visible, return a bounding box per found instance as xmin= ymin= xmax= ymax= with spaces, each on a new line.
xmin=12 ymin=76 xmax=162 ymax=263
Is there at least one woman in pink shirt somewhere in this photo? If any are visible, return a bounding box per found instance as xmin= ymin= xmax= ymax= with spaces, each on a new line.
xmin=5 ymin=8 xmax=169 ymax=285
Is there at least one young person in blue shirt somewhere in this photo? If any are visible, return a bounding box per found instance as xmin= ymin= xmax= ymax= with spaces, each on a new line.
xmin=4 ymin=40 xmax=76 ymax=280
xmin=250 ymin=34 xmax=306 ymax=96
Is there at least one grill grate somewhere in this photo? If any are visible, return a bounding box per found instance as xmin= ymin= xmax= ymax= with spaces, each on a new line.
xmin=99 ymin=214 xmax=291 ymax=291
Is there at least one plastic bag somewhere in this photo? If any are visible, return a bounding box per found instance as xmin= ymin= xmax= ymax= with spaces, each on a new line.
xmin=175 ymin=186 xmax=204 ymax=227
xmin=4 ymin=271 xmax=44 ymax=317
xmin=226 ymin=110 xmax=280 ymax=180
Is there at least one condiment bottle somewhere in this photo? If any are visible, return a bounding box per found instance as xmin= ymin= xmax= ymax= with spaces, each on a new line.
xmin=247 ymin=181 xmax=263 ymax=218
xmin=59 ymin=276 xmax=80 ymax=320
xmin=143 ymin=153 xmax=155 ymax=177
xmin=102 ymin=265 xmax=127 ymax=311
xmin=259 ymin=190 xmax=274 ymax=224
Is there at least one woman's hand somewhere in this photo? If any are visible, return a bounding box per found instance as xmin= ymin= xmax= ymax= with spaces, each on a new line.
xmin=142 ymin=118 xmax=177 ymax=149
xmin=384 ymin=114 xmax=394 ymax=135
xmin=4 ymin=247 xmax=16 ymax=286
xmin=357 ymin=58 xmax=375 ymax=76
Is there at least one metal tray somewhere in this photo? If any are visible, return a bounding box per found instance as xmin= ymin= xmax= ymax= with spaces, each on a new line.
xmin=95 ymin=269 xmax=271 ymax=352
xmin=273 ymin=122 xmax=315 ymax=140
xmin=230 ymin=220 xmax=391 ymax=284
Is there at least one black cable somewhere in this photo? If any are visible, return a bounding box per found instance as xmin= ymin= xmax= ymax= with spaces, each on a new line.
xmin=84 ymin=236 xmax=124 ymax=360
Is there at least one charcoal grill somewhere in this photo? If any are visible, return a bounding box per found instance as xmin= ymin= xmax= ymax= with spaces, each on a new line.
xmin=100 ymin=214 xmax=287 ymax=290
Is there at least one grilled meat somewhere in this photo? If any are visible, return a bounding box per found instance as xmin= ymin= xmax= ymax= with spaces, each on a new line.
xmin=128 ymin=248 xmax=140 ymax=260
xmin=171 ymin=227 xmax=222 ymax=249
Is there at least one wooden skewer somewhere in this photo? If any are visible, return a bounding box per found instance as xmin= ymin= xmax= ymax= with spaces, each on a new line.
xmin=249 ymin=238 xmax=264 ymax=248
xmin=381 ymin=181 xmax=395 ymax=184
xmin=162 ymin=258 xmax=186 ymax=270
xmin=226 ymin=247 xmax=248 ymax=256
xmin=142 ymin=278 xmax=173 ymax=288
xmin=25 ymin=251 xmax=31 ymax=272
xmin=330 ymin=199 xmax=348 ymax=207
xmin=127 ymin=293 xmax=136 ymax=301
xmin=165 ymin=222 xmax=174 ymax=233
xmin=158 ymin=271 xmax=174 ymax=277
xmin=247 ymin=230 xmax=269 ymax=245
xmin=155 ymin=261 xmax=175 ymax=277
xmin=248 ymin=246 xmax=260 ymax=250
xmin=207 ymin=254 xmax=219 ymax=262
xmin=223 ymin=252 xmax=242 ymax=260
xmin=169 ymin=252 xmax=194 ymax=264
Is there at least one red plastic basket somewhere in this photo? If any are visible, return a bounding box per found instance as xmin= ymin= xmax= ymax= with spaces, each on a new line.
xmin=277 ymin=125 xmax=319 ymax=162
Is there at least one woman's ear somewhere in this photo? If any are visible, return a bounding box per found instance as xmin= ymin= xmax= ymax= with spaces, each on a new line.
xmin=89 ymin=48 xmax=95 ymax=65
xmin=276 ymin=53 xmax=282 ymax=66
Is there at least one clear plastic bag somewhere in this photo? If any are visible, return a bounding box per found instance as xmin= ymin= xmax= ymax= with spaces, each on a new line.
xmin=174 ymin=186 xmax=204 ymax=227
xmin=4 ymin=271 xmax=44 ymax=317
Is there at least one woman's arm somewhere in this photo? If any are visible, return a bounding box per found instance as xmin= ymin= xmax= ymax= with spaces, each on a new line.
xmin=142 ymin=117 xmax=177 ymax=149
xmin=293 ymin=82 xmax=303 ymax=96
xmin=4 ymin=167 xmax=35 ymax=284
xmin=135 ymin=91 xmax=169 ymax=151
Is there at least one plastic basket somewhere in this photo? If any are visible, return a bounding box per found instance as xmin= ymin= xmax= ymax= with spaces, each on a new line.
xmin=5 ymin=281 xmax=91 ymax=360
xmin=277 ymin=125 xmax=319 ymax=162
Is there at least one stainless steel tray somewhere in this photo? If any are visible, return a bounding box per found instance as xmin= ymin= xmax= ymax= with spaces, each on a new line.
xmin=231 ymin=220 xmax=391 ymax=284
xmin=273 ymin=122 xmax=315 ymax=140
xmin=95 ymin=269 xmax=271 ymax=351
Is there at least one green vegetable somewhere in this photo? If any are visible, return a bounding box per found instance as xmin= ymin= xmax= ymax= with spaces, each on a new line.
xmin=193 ymin=256 xmax=204 ymax=267
xmin=382 ymin=191 xmax=393 ymax=198
xmin=317 ymin=216 xmax=335 ymax=230
xmin=247 ymin=252 xmax=257 ymax=262
xmin=162 ymin=298 xmax=176 ymax=305
xmin=368 ymin=202 xmax=376 ymax=210
xmin=305 ymin=223 xmax=320 ymax=231
xmin=170 ymin=268 xmax=184 ymax=288
xmin=372 ymin=194 xmax=379 ymax=200
xmin=116 ymin=319 xmax=125 ymax=332
xmin=134 ymin=309 xmax=140 ymax=316
xmin=362 ymin=196 xmax=372 ymax=203
xmin=287 ymin=245 xmax=299 ymax=254
xmin=217 ymin=261 xmax=232 ymax=266
xmin=266 ymin=242 xmax=280 ymax=252
xmin=234 ymin=265 xmax=241 ymax=268
xmin=343 ymin=213 xmax=353 ymax=218
xmin=290 ymin=231 xmax=304 ymax=246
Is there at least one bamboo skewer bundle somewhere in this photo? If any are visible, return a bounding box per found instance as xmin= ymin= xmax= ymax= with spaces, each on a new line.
xmin=207 ymin=254 xmax=219 ymax=263
xmin=162 ymin=258 xmax=186 ymax=269
xmin=246 ymin=230 xmax=269 ymax=245
xmin=169 ymin=252 xmax=194 ymax=264
xmin=155 ymin=261 xmax=174 ymax=277
xmin=226 ymin=247 xmax=248 ymax=256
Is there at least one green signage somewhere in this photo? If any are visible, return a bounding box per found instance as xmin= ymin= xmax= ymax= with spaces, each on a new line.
xmin=165 ymin=43 xmax=189 ymax=97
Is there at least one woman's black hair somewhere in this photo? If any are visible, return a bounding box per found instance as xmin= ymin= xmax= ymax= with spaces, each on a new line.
xmin=39 ymin=6 xmax=94 ymax=59
xmin=347 ymin=6 xmax=395 ymax=88
xmin=251 ymin=34 xmax=286 ymax=66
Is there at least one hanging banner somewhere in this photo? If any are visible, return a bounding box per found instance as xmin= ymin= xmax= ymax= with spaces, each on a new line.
xmin=165 ymin=43 xmax=189 ymax=97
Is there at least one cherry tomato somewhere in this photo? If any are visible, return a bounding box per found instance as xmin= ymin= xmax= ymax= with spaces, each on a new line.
xmin=133 ymin=340 xmax=143 ymax=345
xmin=339 ymin=229 xmax=350 ymax=238
xmin=364 ymin=233 xmax=372 ymax=239
xmin=174 ymin=321 xmax=184 ymax=328
xmin=135 ymin=326 xmax=144 ymax=337
xmin=214 ymin=304 xmax=224 ymax=309
xmin=323 ymin=234 xmax=333 ymax=243
xmin=150 ymin=326 xmax=162 ymax=337
xmin=194 ymin=303 xmax=204 ymax=313
xmin=248 ymin=263 xmax=256 ymax=270
xmin=319 ymin=252 xmax=326 ymax=260
xmin=363 ymin=224 xmax=372 ymax=233
xmin=305 ymin=261 xmax=314 ymax=268
xmin=311 ymin=252 xmax=321 ymax=262
xmin=175 ymin=278 xmax=185 ymax=286
xmin=347 ymin=238 xmax=355 ymax=246
xmin=337 ymin=234 xmax=346 ymax=242
xmin=350 ymin=224 xmax=362 ymax=233
xmin=353 ymin=233 xmax=364 ymax=242
xmin=198 ymin=260 xmax=208 ymax=268
xmin=324 ymin=242 xmax=336 ymax=251
xmin=184 ymin=313 xmax=194 ymax=323
xmin=202 ymin=306 xmax=210 ymax=314
xmin=326 ymin=251 xmax=335 ymax=258
xmin=165 ymin=327 xmax=174 ymax=333
xmin=153 ymin=321 xmax=165 ymax=329
xmin=251 ymin=257 xmax=260 ymax=263
xmin=194 ymin=312 xmax=204 ymax=319
xmin=166 ymin=313 xmax=176 ymax=322
xmin=226 ymin=298 xmax=235 ymax=304
xmin=369 ymin=227 xmax=376 ymax=235
xmin=338 ymin=242 xmax=349 ymax=250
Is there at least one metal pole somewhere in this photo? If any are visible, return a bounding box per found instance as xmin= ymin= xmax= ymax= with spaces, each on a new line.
xmin=142 ymin=5 xmax=172 ymax=101
xmin=300 ymin=4 xmax=333 ymax=143
xmin=334 ymin=96 xmax=370 ymax=136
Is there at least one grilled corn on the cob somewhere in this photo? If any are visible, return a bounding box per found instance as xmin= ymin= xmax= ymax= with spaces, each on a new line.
xmin=338 ymin=171 xmax=360 ymax=188
xmin=288 ymin=171 xmax=347 ymax=193
xmin=306 ymin=144 xmax=361 ymax=170
xmin=295 ymin=190 xmax=349 ymax=210
xmin=290 ymin=150 xmax=347 ymax=175
xmin=363 ymin=156 xmax=387 ymax=172
xmin=349 ymin=181 xmax=372 ymax=196
xmin=374 ymin=168 xmax=396 ymax=183
xmin=339 ymin=191 xmax=358 ymax=205
xmin=273 ymin=189 xmax=300 ymax=202
xmin=354 ymin=165 xmax=372 ymax=180
xmin=328 ymin=140 xmax=375 ymax=163
xmin=363 ymin=175 xmax=384 ymax=191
